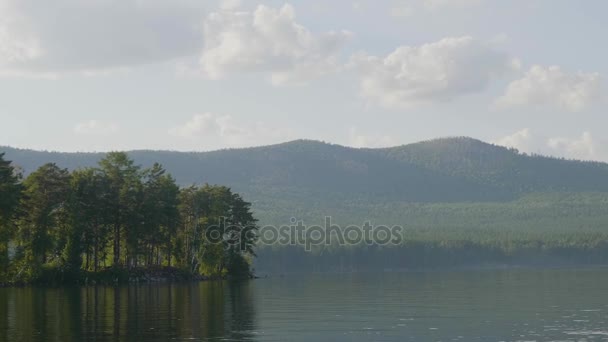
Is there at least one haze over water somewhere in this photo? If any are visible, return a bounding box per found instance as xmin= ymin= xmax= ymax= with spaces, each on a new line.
xmin=1 ymin=268 xmax=607 ymax=341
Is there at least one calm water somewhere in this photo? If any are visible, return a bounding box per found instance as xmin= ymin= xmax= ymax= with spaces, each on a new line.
xmin=1 ymin=269 xmax=608 ymax=341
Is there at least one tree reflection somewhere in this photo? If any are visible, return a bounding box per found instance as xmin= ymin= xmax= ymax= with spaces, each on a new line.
xmin=0 ymin=280 xmax=257 ymax=341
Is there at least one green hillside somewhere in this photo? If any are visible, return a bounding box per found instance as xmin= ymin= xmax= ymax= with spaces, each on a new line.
xmin=5 ymin=137 xmax=608 ymax=204
xmin=3 ymin=138 xmax=608 ymax=271
xmin=4 ymin=137 xmax=608 ymax=226
xmin=379 ymin=137 xmax=608 ymax=195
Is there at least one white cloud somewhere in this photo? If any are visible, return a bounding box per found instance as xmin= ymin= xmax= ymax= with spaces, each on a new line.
xmin=495 ymin=129 xmax=607 ymax=162
xmin=0 ymin=4 xmax=42 ymax=64
xmin=352 ymin=36 xmax=517 ymax=109
xmin=168 ymin=113 xmax=221 ymax=139
xmin=73 ymin=120 xmax=119 ymax=135
xmin=199 ymin=4 xmax=352 ymax=85
xmin=169 ymin=113 xmax=294 ymax=149
xmin=493 ymin=128 xmax=536 ymax=153
xmin=0 ymin=0 xmax=205 ymax=76
xmin=547 ymin=132 xmax=596 ymax=161
xmin=496 ymin=65 xmax=602 ymax=112
xmin=348 ymin=127 xmax=395 ymax=148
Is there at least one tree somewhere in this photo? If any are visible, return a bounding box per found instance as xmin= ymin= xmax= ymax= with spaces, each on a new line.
xmin=1 ymin=153 xmax=260 ymax=283
xmin=176 ymin=185 xmax=211 ymax=273
xmin=141 ymin=163 xmax=180 ymax=266
xmin=65 ymin=168 xmax=111 ymax=272
xmin=224 ymin=192 xmax=258 ymax=277
xmin=0 ymin=153 xmax=21 ymax=280
xmin=227 ymin=193 xmax=258 ymax=256
xmin=18 ymin=163 xmax=71 ymax=276
xmin=191 ymin=185 xmax=230 ymax=276
xmin=177 ymin=185 xmax=258 ymax=277
xmin=98 ymin=152 xmax=142 ymax=268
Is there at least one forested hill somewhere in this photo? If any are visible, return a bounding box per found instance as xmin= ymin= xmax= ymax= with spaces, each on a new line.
xmin=378 ymin=137 xmax=608 ymax=195
xmin=4 ymin=138 xmax=608 ymax=272
xmin=3 ymin=137 xmax=608 ymax=208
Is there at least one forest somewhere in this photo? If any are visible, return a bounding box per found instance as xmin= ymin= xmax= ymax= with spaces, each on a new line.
xmin=3 ymin=138 xmax=608 ymax=277
xmin=0 ymin=152 xmax=258 ymax=285
xmin=254 ymin=191 xmax=608 ymax=272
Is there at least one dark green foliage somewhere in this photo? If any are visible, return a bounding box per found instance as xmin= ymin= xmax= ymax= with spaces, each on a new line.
xmin=17 ymin=163 xmax=71 ymax=278
xmin=66 ymin=168 xmax=110 ymax=272
xmin=0 ymin=154 xmax=258 ymax=285
xmin=174 ymin=184 xmax=257 ymax=277
xmin=0 ymin=153 xmax=22 ymax=279
xmin=0 ymin=154 xmax=21 ymax=221
xmin=255 ymin=192 xmax=608 ymax=272
xmin=2 ymin=137 xmax=608 ymax=276
xmin=377 ymin=137 xmax=608 ymax=196
xmin=141 ymin=163 xmax=180 ymax=267
xmin=98 ymin=152 xmax=142 ymax=268
xmin=4 ymin=138 xmax=608 ymax=204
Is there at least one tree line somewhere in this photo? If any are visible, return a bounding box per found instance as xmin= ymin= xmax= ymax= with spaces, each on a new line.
xmin=0 ymin=152 xmax=258 ymax=284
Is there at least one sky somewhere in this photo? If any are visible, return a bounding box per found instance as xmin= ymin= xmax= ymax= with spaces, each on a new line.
xmin=0 ymin=0 xmax=606 ymax=161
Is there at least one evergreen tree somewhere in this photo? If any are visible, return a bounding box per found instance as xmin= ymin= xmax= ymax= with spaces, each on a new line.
xmin=98 ymin=152 xmax=142 ymax=268
xmin=17 ymin=163 xmax=71 ymax=277
xmin=66 ymin=168 xmax=111 ymax=272
xmin=0 ymin=153 xmax=22 ymax=280
xmin=224 ymin=193 xmax=258 ymax=276
xmin=1 ymin=153 xmax=259 ymax=284
xmin=141 ymin=163 xmax=180 ymax=266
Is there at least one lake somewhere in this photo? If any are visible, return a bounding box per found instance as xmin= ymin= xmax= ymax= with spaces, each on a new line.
xmin=1 ymin=268 xmax=607 ymax=341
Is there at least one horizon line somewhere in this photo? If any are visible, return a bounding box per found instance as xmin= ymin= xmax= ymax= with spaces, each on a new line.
xmin=2 ymin=137 xmax=605 ymax=165
xmin=0 ymin=136 xmax=491 ymax=154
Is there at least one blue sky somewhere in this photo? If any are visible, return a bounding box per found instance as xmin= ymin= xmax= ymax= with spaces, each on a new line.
xmin=0 ymin=0 xmax=606 ymax=161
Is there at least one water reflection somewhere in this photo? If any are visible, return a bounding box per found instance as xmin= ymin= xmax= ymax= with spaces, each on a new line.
xmin=1 ymin=280 xmax=257 ymax=342
xmin=2 ymin=270 xmax=608 ymax=341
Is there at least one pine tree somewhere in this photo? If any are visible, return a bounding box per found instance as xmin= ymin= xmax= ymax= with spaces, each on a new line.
xmin=141 ymin=163 xmax=180 ymax=266
xmin=18 ymin=163 xmax=71 ymax=277
xmin=66 ymin=168 xmax=111 ymax=272
xmin=98 ymin=152 xmax=142 ymax=268
xmin=0 ymin=153 xmax=22 ymax=280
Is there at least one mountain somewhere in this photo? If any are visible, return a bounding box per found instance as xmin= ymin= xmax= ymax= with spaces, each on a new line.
xmin=3 ymin=137 xmax=608 ymax=201
xmin=4 ymin=137 xmax=608 ymax=270
xmin=379 ymin=137 xmax=608 ymax=194
xmin=3 ymin=137 xmax=608 ymax=224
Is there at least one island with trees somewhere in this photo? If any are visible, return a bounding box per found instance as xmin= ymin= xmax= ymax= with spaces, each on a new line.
xmin=0 ymin=152 xmax=258 ymax=286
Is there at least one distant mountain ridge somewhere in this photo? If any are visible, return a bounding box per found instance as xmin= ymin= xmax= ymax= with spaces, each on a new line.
xmin=3 ymin=137 xmax=608 ymax=219
xmin=7 ymin=137 xmax=608 ymax=271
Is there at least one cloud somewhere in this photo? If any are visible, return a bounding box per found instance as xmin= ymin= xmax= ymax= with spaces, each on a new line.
xmin=168 ymin=113 xmax=221 ymax=139
xmin=169 ymin=113 xmax=294 ymax=149
xmin=199 ymin=4 xmax=352 ymax=85
xmin=495 ymin=129 xmax=607 ymax=162
xmin=347 ymin=127 xmax=395 ymax=148
xmin=547 ymin=132 xmax=596 ymax=161
xmin=0 ymin=0 xmax=205 ymax=76
xmin=73 ymin=120 xmax=119 ymax=135
xmin=352 ymin=36 xmax=517 ymax=109
xmin=496 ymin=65 xmax=602 ymax=112
xmin=493 ymin=128 xmax=536 ymax=153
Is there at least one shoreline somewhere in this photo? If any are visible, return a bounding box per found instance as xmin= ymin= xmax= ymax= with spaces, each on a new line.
xmin=0 ymin=266 xmax=256 ymax=288
xmin=3 ymin=263 xmax=608 ymax=288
